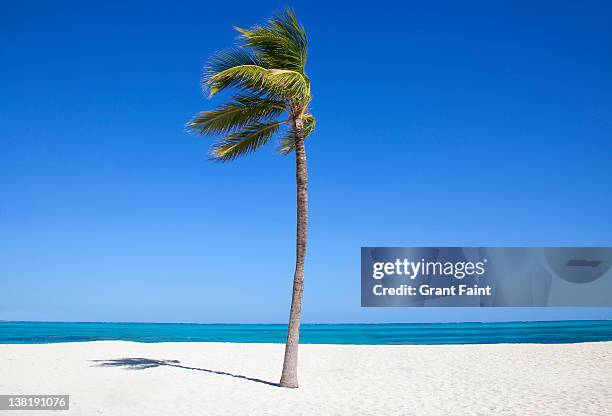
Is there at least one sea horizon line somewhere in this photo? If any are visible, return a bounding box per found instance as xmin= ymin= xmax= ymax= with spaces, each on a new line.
xmin=2 ymin=318 xmax=610 ymax=325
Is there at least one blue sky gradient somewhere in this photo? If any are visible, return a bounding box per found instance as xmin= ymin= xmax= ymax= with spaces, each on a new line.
xmin=1 ymin=0 xmax=611 ymax=323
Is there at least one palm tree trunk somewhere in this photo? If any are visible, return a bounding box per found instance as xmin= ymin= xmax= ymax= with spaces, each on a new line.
xmin=279 ymin=119 xmax=308 ymax=388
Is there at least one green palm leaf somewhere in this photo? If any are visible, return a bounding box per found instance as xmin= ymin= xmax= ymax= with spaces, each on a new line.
xmin=236 ymin=9 xmax=307 ymax=72
xmin=211 ymin=120 xmax=285 ymax=161
xmin=202 ymin=48 xmax=268 ymax=92
xmin=207 ymin=65 xmax=309 ymax=101
xmin=187 ymin=95 xmax=286 ymax=135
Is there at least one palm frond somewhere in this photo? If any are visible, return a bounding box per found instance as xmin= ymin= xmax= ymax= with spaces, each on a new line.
xmin=190 ymin=8 xmax=313 ymax=162
xmin=211 ymin=120 xmax=286 ymax=161
xmin=202 ymin=48 xmax=268 ymax=95
xmin=187 ymin=95 xmax=286 ymax=135
xmin=236 ymin=9 xmax=307 ymax=72
xmin=206 ymin=64 xmax=309 ymax=101
xmin=278 ymin=114 xmax=315 ymax=154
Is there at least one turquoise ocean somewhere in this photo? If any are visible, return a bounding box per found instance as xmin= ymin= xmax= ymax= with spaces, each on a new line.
xmin=1 ymin=320 xmax=611 ymax=345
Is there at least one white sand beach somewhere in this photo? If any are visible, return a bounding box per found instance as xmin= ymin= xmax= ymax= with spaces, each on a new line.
xmin=1 ymin=341 xmax=611 ymax=415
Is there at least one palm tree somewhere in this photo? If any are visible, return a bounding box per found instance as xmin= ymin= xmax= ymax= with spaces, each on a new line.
xmin=187 ymin=9 xmax=314 ymax=388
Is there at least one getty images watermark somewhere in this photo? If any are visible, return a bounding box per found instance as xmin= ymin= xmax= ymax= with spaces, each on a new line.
xmin=0 ymin=395 xmax=69 ymax=411
xmin=361 ymin=247 xmax=612 ymax=307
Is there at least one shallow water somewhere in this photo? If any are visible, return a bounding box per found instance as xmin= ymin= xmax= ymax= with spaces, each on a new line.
xmin=1 ymin=320 xmax=611 ymax=345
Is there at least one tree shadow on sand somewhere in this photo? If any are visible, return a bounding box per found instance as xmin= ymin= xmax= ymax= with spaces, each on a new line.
xmin=91 ymin=358 xmax=278 ymax=387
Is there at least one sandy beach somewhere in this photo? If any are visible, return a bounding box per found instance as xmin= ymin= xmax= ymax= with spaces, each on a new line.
xmin=1 ymin=341 xmax=610 ymax=415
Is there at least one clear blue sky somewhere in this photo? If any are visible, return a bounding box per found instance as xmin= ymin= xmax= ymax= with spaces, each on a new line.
xmin=1 ymin=0 xmax=611 ymax=323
